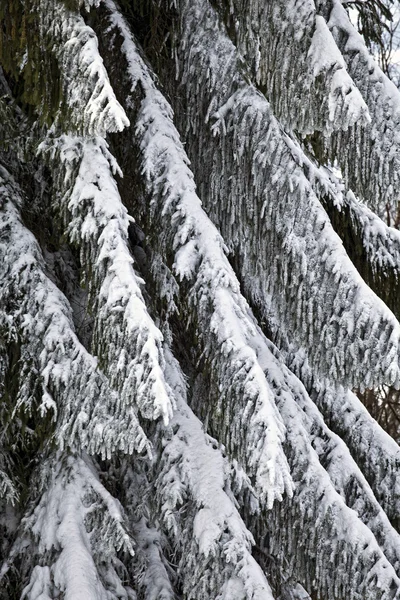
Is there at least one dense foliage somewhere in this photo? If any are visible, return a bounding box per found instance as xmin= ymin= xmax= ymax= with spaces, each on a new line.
xmin=0 ymin=1 xmax=400 ymax=599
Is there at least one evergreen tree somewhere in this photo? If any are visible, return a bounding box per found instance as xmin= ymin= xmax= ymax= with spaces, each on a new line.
xmin=0 ymin=0 xmax=400 ymax=598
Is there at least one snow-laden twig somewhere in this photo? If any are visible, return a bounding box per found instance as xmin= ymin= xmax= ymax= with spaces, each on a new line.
xmin=0 ymin=164 xmax=150 ymax=458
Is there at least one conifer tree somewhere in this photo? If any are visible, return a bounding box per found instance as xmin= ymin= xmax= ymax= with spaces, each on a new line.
xmin=0 ymin=0 xmax=400 ymax=599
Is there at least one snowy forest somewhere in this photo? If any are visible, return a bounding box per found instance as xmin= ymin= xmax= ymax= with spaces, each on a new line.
xmin=2 ymin=0 xmax=400 ymax=598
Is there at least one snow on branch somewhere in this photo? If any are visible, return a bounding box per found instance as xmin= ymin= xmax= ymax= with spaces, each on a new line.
xmin=154 ymin=348 xmax=275 ymax=599
xmin=336 ymin=189 xmax=400 ymax=277
xmin=121 ymin=469 xmax=176 ymax=600
xmin=254 ymin=135 xmax=400 ymax=321
xmin=11 ymin=453 xmax=135 ymax=600
xmin=251 ymin=339 xmax=400 ymax=599
xmin=212 ymin=0 xmax=369 ymax=136
xmin=39 ymin=134 xmax=173 ymax=432
xmin=312 ymin=166 xmax=400 ymax=320
xmin=0 ymin=350 xmax=19 ymax=505
xmin=311 ymin=381 xmax=400 ymax=528
xmin=0 ymin=468 xmax=18 ymax=507
xmin=100 ymin=0 xmax=293 ymax=509
xmin=290 ymin=379 xmax=400 ymax=574
xmin=93 ymin=11 xmax=400 ymax=596
xmin=36 ymin=0 xmax=129 ymax=135
xmin=0 ymin=165 xmax=150 ymax=459
xmin=324 ymin=0 xmax=400 ymax=214
xmin=175 ymin=0 xmax=400 ymax=391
